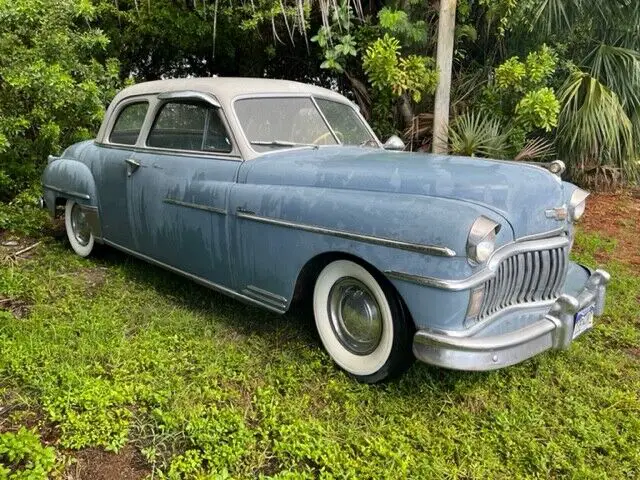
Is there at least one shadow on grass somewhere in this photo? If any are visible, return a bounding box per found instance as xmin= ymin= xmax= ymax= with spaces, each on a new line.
xmin=93 ymin=243 xmax=317 ymax=341
xmin=70 ymin=240 xmax=488 ymax=393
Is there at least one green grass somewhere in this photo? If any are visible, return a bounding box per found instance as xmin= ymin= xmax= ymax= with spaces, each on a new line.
xmin=0 ymin=224 xmax=639 ymax=479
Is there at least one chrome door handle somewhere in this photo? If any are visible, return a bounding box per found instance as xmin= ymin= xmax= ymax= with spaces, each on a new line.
xmin=125 ymin=157 xmax=140 ymax=176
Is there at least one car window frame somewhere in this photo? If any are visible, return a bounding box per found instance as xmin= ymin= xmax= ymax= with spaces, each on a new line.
xmin=144 ymin=97 xmax=239 ymax=158
xmin=105 ymin=97 xmax=151 ymax=147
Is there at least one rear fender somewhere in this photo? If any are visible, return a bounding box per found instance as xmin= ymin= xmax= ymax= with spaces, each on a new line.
xmin=42 ymin=158 xmax=101 ymax=240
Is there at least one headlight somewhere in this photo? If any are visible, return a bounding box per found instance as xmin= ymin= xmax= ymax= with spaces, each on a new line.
xmin=467 ymin=216 xmax=501 ymax=265
xmin=569 ymin=188 xmax=589 ymax=222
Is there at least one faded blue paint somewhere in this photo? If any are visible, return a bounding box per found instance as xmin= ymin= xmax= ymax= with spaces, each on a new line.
xmin=128 ymin=150 xmax=239 ymax=286
xmin=42 ymin=93 xmax=580 ymax=334
xmin=42 ymin=152 xmax=98 ymax=214
xmin=240 ymin=147 xmax=567 ymax=239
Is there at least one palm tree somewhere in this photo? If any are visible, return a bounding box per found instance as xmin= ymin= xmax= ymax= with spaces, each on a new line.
xmin=432 ymin=0 xmax=457 ymax=154
xmin=531 ymin=0 xmax=640 ymax=183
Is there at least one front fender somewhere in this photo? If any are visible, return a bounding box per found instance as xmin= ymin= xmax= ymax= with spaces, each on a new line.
xmin=42 ymin=158 xmax=99 ymax=215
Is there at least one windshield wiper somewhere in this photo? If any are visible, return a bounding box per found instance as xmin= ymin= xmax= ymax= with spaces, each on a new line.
xmin=250 ymin=140 xmax=319 ymax=149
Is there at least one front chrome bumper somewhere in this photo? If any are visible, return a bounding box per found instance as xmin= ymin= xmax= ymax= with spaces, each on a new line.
xmin=413 ymin=267 xmax=610 ymax=371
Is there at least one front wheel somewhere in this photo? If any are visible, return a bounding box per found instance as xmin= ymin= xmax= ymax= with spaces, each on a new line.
xmin=64 ymin=199 xmax=95 ymax=257
xmin=313 ymin=259 xmax=414 ymax=383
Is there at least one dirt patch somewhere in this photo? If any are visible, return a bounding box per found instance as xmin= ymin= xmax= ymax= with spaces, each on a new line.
xmin=580 ymin=191 xmax=640 ymax=267
xmin=0 ymin=236 xmax=42 ymax=262
xmin=79 ymin=267 xmax=108 ymax=293
xmin=0 ymin=392 xmax=57 ymax=445
xmin=66 ymin=445 xmax=150 ymax=480
xmin=627 ymin=348 xmax=640 ymax=359
xmin=0 ymin=295 xmax=32 ymax=319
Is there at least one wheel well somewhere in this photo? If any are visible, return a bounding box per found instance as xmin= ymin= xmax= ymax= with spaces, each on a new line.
xmin=53 ymin=196 xmax=67 ymax=216
xmin=289 ymin=252 xmax=413 ymax=327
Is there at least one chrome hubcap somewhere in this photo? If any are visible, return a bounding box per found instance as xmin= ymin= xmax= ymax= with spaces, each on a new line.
xmin=70 ymin=204 xmax=91 ymax=246
xmin=327 ymin=278 xmax=383 ymax=356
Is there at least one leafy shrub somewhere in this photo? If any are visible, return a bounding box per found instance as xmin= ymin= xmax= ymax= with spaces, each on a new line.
xmin=0 ymin=428 xmax=57 ymax=479
xmin=0 ymin=185 xmax=50 ymax=236
xmin=558 ymin=71 xmax=636 ymax=181
xmin=363 ymin=34 xmax=437 ymax=103
xmin=516 ymin=87 xmax=561 ymax=132
xmin=481 ymin=44 xmax=560 ymax=150
xmin=0 ymin=0 xmax=121 ymax=201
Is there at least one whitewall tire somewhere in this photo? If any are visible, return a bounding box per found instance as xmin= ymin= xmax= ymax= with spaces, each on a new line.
xmin=313 ymin=259 xmax=413 ymax=383
xmin=64 ymin=199 xmax=95 ymax=257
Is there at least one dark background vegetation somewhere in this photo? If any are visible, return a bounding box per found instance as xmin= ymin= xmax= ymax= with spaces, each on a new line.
xmin=1 ymin=0 xmax=639 ymax=205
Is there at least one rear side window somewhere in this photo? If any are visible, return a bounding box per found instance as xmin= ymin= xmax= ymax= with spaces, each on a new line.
xmin=146 ymin=101 xmax=232 ymax=153
xmin=109 ymin=102 xmax=148 ymax=145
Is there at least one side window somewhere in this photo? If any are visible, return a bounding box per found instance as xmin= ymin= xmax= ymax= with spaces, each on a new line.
xmin=146 ymin=101 xmax=232 ymax=153
xmin=109 ymin=102 xmax=148 ymax=145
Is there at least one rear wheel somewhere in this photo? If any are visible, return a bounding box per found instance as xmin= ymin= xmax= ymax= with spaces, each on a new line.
xmin=64 ymin=199 xmax=95 ymax=257
xmin=312 ymin=259 xmax=414 ymax=383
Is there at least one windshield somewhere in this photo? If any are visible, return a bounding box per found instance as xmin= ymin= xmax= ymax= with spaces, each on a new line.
xmin=235 ymin=97 xmax=337 ymax=152
xmin=315 ymin=98 xmax=377 ymax=147
xmin=234 ymin=96 xmax=378 ymax=152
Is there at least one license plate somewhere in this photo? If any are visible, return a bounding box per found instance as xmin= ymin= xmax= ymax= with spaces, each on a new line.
xmin=573 ymin=304 xmax=595 ymax=339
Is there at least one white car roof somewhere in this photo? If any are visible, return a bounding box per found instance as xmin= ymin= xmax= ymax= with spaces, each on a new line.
xmin=110 ymin=77 xmax=350 ymax=106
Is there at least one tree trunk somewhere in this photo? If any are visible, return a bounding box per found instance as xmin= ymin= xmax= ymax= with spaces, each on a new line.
xmin=432 ymin=0 xmax=457 ymax=154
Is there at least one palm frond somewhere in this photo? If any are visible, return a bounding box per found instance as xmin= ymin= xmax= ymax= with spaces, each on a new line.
xmin=514 ymin=137 xmax=556 ymax=161
xmin=557 ymin=72 xmax=636 ymax=180
xmin=583 ymin=43 xmax=640 ymax=110
xmin=532 ymin=0 xmax=581 ymax=35
xmin=446 ymin=111 xmax=509 ymax=159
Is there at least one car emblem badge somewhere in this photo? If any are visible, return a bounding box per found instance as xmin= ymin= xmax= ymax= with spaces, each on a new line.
xmin=545 ymin=206 xmax=568 ymax=221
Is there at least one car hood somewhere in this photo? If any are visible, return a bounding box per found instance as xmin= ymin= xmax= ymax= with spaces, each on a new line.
xmin=241 ymin=147 xmax=568 ymax=239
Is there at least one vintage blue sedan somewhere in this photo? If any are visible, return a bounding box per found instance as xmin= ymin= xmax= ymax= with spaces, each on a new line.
xmin=42 ymin=78 xmax=610 ymax=382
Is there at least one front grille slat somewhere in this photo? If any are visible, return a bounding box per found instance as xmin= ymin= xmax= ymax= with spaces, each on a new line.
xmin=513 ymin=254 xmax=525 ymax=305
xmin=543 ymin=249 xmax=560 ymax=300
xmin=476 ymin=245 xmax=568 ymax=321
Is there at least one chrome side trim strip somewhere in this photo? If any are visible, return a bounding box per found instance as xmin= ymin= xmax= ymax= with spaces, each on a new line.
xmin=386 ymin=235 xmax=569 ymax=291
xmin=242 ymin=285 xmax=288 ymax=310
xmin=235 ymin=211 xmax=456 ymax=257
xmin=95 ymin=142 xmax=243 ymax=161
xmin=43 ymin=184 xmax=90 ymax=200
xmin=385 ymin=269 xmax=493 ymax=291
xmin=245 ymin=285 xmax=288 ymax=304
xmin=102 ymin=239 xmax=287 ymax=314
xmin=163 ymin=198 xmax=227 ymax=215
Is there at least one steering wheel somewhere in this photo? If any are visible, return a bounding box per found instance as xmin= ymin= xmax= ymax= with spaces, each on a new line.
xmin=312 ymin=130 xmax=344 ymax=145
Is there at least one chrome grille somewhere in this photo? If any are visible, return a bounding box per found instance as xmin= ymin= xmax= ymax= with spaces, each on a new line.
xmin=477 ymin=246 xmax=568 ymax=319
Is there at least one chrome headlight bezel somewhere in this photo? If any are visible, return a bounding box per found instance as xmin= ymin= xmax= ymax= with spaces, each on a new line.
xmin=467 ymin=216 xmax=501 ymax=265
xmin=568 ymin=188 xmax=589 ymax=222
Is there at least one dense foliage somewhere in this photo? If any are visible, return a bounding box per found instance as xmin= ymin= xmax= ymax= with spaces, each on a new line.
xmin=0 ymin=0 xmax=638 ymax=201
xmin=0 ymin=0 xmax=120 ymax=201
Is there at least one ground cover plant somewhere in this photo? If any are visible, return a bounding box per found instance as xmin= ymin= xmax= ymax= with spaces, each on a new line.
xmin=0 ymin=193 xmax=639 ymax=478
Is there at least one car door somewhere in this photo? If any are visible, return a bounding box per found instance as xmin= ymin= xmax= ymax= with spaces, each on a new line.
xmin=127 ymin=94 xmax=241 ymax=287
xmin=93 ymin=99 xmax=149 ymax=249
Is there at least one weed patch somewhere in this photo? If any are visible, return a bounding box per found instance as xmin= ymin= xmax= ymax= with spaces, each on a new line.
xmin=0 ymin=214 xmax=638 ymax=478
